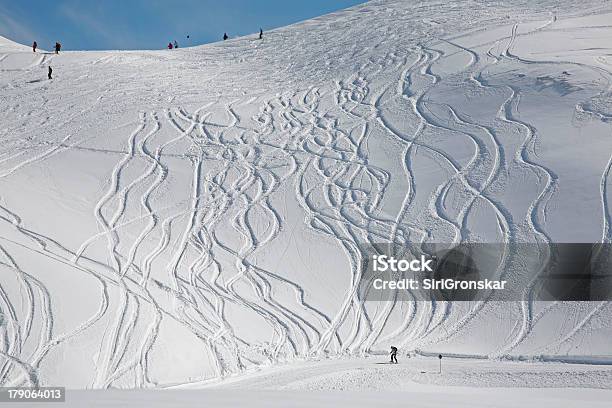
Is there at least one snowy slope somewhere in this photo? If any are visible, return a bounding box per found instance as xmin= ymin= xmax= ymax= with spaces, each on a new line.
xmin=1 ymin=0 xmax=612 ymax=391
xmin=0 ymin=36 xmax=30 ymax=52
xmin=15 ymin=358 xmax=612 ymax=408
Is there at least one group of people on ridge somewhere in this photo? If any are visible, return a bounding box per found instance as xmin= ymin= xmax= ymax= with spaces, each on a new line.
xmin=31 ymin=41 xmax=60 ymax=80
xmin=30 ymin=26 xmax=267 ymax=82
xmin=222 ymin=28 xmax=263 ymax=42
xmin=31 ymin=41 xmax=61 ymax=54
xmin=168 ymin=28 xmax=263 ymax=49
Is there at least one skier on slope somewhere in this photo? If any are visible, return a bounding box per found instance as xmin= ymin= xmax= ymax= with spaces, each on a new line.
xmin=173 ymin=40 xmax=179 ymax=49
xmin=54 ymin=42 xmax=61 ymax=54
xmin=48 ymin=66 xmax=52 ymax=80
xmin=33 ymin=41 xmax=37 ymax=53
xmin=259 ymin=28 xmax=263 ymax=40
xmin=168 ymin=42 xmax=173 ymax=50
xmin=223 ymin=32 xmax=228 ymax=41
xmin=390 ymin=346 xmax=398 ymax=364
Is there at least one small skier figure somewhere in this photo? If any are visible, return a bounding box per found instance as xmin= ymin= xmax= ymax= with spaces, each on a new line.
xmin=173 ymin=40 xmax=179 ymax=49
xmin=48 ymin=66 xmax=52 ymax=80
xmin=168 ymin=42 xmax=173 ymax=50
xmin=33 ymin=41 xmax=37 ymax=53
xmin=54 ymin=42 xmax=61 ymax=54
xmin=259 ymin=28 xmax=263 ymax=40
xmin=390 ymin=346 xmax=398 ymax=364
xmin=223 ymin=32 xmax=228 ymax=41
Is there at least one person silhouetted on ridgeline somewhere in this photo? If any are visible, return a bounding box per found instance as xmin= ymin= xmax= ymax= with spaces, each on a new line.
xmin=223 ymin=32 xmax=228 ymax=41
xmin=33 ymin=41 xmax=37 ymax=53
xmin=173 ymin=40 xmax=179 ymax=49
xmin=168 ymin=42 xmax=173 ymax=50
xmin=259 ymin=28 xmax=263 ymax=40
xmin=54 ymin=42 xmax=61 ymax=54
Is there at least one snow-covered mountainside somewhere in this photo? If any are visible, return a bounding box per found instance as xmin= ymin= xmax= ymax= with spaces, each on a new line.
xmin=1 ymin=0 xmax=612 ymax=389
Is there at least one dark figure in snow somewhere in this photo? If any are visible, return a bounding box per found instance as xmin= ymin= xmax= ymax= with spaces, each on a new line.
xmin=48 ymin=66 xmax=52 ymax=80
xmin=390 ymin=346 xmax=398 ymax=364
xmin=168 ymin=42 xmax=173 ymax=50
xmin=173 ymin=40 xmax=179 ymax=49
xmin=259 ymin=28 xmax=263 ymax=40
xmin=33 ymin=41 xmax=37 ymax=53
xmin=54 ymin=42 xmax=61 ymax=54
xmin=223 ymin=32 xmax=228 ymax=41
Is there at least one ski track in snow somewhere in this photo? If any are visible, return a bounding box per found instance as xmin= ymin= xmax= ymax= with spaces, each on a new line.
xmin=1 ymin=0 xmax=612 ymax=389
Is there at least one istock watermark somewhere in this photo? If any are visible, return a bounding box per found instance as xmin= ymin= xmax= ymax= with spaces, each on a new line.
xmin=372 ymin=254 xmax=434 ymax=273
xmin=358 ymin=243 xmax=612 ymax=302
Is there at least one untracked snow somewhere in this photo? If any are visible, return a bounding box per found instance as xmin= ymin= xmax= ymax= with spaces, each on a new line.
xmin=1 ymin=0 xmax=612 ymax=402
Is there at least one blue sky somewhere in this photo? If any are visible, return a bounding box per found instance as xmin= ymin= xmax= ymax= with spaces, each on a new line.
xmin=0 ymin=0 xmax=366 ymax=50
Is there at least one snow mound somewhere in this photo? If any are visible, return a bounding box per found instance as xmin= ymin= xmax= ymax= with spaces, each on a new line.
xmin=0 ymin=35 xmax=30 ymax=52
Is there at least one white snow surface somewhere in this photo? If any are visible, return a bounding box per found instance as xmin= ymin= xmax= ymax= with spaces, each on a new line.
xmin=14 ymin=358 xmax=612 ymax=408
xmin=1 ymin=0 xmax=612 ymax=395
